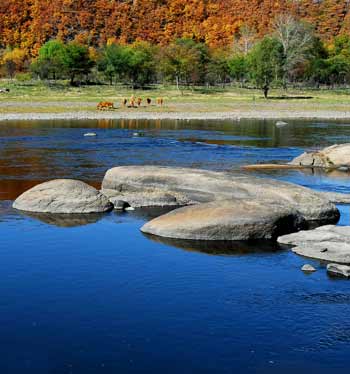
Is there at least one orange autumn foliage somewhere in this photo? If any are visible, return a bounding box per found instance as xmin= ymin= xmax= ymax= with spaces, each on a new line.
xmin=1 ymin=0 xmax=350 ymax=55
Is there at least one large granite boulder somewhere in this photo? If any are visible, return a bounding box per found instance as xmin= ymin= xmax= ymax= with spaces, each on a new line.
xmin=13 ymin=179 xmax=113 ymax=214
xmin=104 ymin=189 xmax=192 ymax=208
xmin=102 ymin=166 xmax=339 ymax=225
xmin=141 ymin=200 xmax=305 ymax=241
xmin=290 ymin=144 xmax=350 ymax=169
xmin=278 ymin=225 xmax=350 ymax=264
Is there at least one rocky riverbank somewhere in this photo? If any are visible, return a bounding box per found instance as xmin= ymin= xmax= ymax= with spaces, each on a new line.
xmin=4 ymin=109 xmax=350 ymax=121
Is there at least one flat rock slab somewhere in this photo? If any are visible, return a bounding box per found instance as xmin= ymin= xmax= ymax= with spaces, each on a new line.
xmin=141 ymin=200 xmax=305 ymax=241
xmin=327 ymin=263 xmax=350 ymax=278
xmin=316 ymin=191 xmax=350 ymax=204
xmin=102 ymin=166 xmax=339 ymax=225
xmin=13 ymin=179 xmax=113 ymax=214
xmin=290 ymin=143 xmax=350 ymax=169
xmin=278 ymin=225 xmax=350 ymax=264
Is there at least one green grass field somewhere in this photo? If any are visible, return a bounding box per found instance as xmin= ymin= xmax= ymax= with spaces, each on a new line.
xmin=1 ymin=80 xmax=350 ymax=115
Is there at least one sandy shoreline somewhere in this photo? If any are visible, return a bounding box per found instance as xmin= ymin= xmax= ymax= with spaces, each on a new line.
xmin=2 ymin=109 xmax=350 ymax=121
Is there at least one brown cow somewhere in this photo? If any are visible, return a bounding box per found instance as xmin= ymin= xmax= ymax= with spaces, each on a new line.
xmin=156 ymin=97 xmax=164 ymax=106
xmin=129 ymin=95 xmax=136 ymax=107
xmin=97 ymin=101 xmax=114 ymax=111
xmin=137 ymin=97 xmax=142 ymax=107
xmin=146 ymin=98 xmax=152 ymax=105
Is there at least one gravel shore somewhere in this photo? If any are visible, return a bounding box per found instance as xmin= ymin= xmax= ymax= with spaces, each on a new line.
xmin=2 ymin=109 xmax=350 ymax=121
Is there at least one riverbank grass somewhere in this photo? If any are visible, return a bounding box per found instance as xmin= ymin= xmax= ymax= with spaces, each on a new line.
xmin=1 ymin=80 xmax=350 ymax=116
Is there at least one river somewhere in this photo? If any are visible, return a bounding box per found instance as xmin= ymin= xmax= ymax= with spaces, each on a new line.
xmin=0 ymin=118 xmax=350 ymax=373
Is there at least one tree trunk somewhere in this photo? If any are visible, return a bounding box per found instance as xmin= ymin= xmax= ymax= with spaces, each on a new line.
xmin=263 ymin=85 xmax=269 ymax=99
xmin=176 ymin=75 xmax=180 ymax=91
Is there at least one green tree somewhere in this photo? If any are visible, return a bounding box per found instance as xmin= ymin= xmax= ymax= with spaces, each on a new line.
xmin=206 ymin=49 xmax=230 ymax=87
xmin=125 ymin=42 xmax=157 ymax=88
xmin=227 ymin=54 xmax=249 ymax=87
xmin=303 ymin=38 xmax=329 ymax=87
xmin=31 ymin=40 xmax=66 ymax=80
xmin=97 ymin=43 xmax=129 ymax=85
xmin=158 ymin=38 xmax=209 ymax=92
xmin=327 ymin=55 xmax=350 ymax=86
xmin=248 ymin=37 xmax=283 ymax=98
xmin=62 ymin=42 xmax=94 ymax=85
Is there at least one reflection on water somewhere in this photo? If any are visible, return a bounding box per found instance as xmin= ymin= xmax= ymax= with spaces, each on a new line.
xmin=143 ymin=233 xmax=283 ymax=256
xmin=1 ymin=118 xmax=350 ymax=200
xmin=20 ymin=211 xmax=105 ymax=227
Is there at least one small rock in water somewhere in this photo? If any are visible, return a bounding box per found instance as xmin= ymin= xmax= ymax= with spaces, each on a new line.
xmin=125 ymin=206 xmax=135 ymax=211
xmin=84 ymin=132 xmax=97 ymax=137
xmin=133 ymin=132 xmax=144 ymax=137
xmin=301 ymin=264 xmax=316 ymax=273
xmin=114 ymin=200 xmax=130 ymax=211
xmin=275 ymin=121 xmax=288 ymax=127
xmin=327 ymin=263 xmax=350 ymax=278
xmin=338 ymin=166 xmax=350 ymax=172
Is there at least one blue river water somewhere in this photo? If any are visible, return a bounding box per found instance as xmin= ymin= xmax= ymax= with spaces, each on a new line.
xmin=0 ymin=118 xmax=350 ymax=373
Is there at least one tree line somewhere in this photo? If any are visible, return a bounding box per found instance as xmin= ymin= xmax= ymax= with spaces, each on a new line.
xmin=2 ymin=15 xmax=350 ymax=97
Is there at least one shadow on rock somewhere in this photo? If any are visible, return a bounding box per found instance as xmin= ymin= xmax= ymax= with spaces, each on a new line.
xmin=22 ymin=211 xmax=105 ymax=227
xmin=143 ymin=233 xmax=283 ymax=256
xmin=128 ymin=206 xmax=180 ymax=221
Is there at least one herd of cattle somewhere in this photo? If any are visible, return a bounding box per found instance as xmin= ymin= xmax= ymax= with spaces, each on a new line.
xmin=97 ymin=96 xmax=164 ymax=111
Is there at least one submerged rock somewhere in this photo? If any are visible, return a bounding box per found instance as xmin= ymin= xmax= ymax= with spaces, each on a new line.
xmin=101 ymin=166 xmax=339 ymax=225
xmin=327 ymin=263 xmax=350 ymax=278
xmin=13 ymin=179 xmax=113 ymax=214
xmin=290 ymin=143 xmax=350 ymax=169
xmin=278 ymin=225 xmax=350 ymax=264
xmin=141 ymin=199 xmax=305 ymax=241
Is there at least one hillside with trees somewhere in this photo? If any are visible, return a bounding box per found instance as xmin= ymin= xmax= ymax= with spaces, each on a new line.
xmin=1 ymin=0 xmax=350 ymax=54
xmin=2 ymin=1 xmax=350 ymax=94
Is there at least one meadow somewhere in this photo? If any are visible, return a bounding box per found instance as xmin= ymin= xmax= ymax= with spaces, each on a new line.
xmin=1 ymin=80 xmax=350 ymax=119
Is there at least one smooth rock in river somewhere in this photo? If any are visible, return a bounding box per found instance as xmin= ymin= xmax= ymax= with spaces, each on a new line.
xmin=84 ymin=132 xmax=97 ymax=137
xmin=278 ymin=225 xmax=350 ymax=264
xmin=141 ymin=200 xmax=305 ymax=241
xmin=13 ymin=179 xmax=113 ymax=213
xmin=290 ymin=143 xmax=350 ymax=169
xmin=101 ymin=166 xmax=339 ymax=224
xmin=327 ymin=263 xmax=350 ymax=278
xmin=275 ymin=121 xmax=288 ymax=127
xmin=301 ymin=264 xmax=316 ymax=273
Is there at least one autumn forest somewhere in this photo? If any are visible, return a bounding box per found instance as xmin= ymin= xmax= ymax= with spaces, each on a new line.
xmin=1 ymin=0 xmax=350 ymax=52
xmin=2 ymin=0 xmax=350 ymax=94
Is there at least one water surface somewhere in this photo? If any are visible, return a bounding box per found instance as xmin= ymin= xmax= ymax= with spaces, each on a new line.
xmin=1 ymin=118 xmax=350 ymax=373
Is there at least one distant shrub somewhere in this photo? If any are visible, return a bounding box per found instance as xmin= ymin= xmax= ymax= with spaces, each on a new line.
xmin=15 ymin=72 xmax=32 ymax=82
